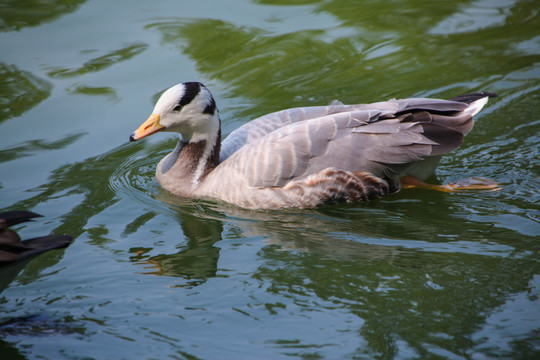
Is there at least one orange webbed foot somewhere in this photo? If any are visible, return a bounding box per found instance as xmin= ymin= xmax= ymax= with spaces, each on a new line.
xmin=401 ymin=176 xmax=501 ymax=193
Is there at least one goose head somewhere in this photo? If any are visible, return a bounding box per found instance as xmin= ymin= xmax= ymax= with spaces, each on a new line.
xmin=130 ymin=82 xmax=219 ymax=143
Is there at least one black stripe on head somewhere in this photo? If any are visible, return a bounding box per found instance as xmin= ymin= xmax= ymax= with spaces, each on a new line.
xmin=178 ymin=82 xmax=201 ymax=108
xmin=203 ymin=96 xmax=217 ymax=115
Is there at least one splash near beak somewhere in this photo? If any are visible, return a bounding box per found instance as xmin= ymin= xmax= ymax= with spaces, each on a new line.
xmin=129 ymin=114 xmax=164 ymax=142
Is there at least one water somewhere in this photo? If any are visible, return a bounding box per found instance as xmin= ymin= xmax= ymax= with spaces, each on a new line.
xmin=1 ymin=0 xmax=539 ymax=359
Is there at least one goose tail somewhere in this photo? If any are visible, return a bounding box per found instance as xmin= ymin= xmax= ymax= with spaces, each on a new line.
xmin=452 ymin=92 xmax=498 ymax=117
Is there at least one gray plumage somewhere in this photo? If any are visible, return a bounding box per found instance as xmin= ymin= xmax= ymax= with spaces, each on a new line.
xmin=130 ymin=83 xmax=495 ymax=209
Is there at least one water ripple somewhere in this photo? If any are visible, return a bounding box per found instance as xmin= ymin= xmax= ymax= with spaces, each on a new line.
xmin=109 ymin=147 xmax=162 ymax=209
xmin=109 ymin=143 xmax=228 ymax=222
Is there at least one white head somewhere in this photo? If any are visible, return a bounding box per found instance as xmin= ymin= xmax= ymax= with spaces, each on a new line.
xmin=130 ymin=82 xmax=219 ymax=143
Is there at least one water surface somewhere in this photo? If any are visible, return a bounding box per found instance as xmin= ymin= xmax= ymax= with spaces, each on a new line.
xmin=1 ymin=0 xmax=539 ymax=359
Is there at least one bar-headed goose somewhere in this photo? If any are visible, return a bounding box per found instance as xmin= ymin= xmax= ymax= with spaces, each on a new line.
xmin=130 ymin=82 xmax=497 ymax=209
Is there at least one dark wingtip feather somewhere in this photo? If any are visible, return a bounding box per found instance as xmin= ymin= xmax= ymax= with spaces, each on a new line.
xmin=23 ymin=234 xmax=73 ymax=251
xmin=0 ymin=211 xmax=43 ymax=227
xmin=421 ymin=122 xmax=465 ymax=155
xmin=451 ymin=92 xmax=498 ymax=104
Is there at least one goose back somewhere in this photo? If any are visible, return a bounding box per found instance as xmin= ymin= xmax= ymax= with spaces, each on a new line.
xmin=212 ymin=97 xmax=475 ymax=190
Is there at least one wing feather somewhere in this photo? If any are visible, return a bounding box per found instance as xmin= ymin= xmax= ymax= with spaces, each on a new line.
xmin=214 ymin=95 xmax=485 ymax=188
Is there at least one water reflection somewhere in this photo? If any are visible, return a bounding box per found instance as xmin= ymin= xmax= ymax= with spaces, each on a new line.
xmin=46 ymin=42 xmax=148 ymax=79
xmin=147 ymin=0 xmax=539 ymax=113
xmin=0 ymin=0 xmax=85 ymax=32
xmin=0 ymin=313 xmax=87 ymax=360
xmin=67 ymin=85 xmax=119 ymax=102
xmin=0 ymin=63 xmax=52 ymax=123
xmin=429 ymin=0 xmax=518 ymax=35
xmin=143 ymin=0 xmax=540 ymax=254
xmin=0 ymin=339 xmax=25 ymax=360
xmin=0 ymin=314 xmax=84 ymax=337
xmin=129 ymin=208 xmax=223 ymax=282
xmin=1 ymin=140 xmax=124 ymax=287
xmin=0 ymin=133 xmax=85 ymax=163
xmin=1 ymin=0 xmax=539 ymax=357
xmin=147 ymin=190 xmax=539 ymax=357
xmin=255 ymin=241 xmax=537 ymax=357
xmin=140 ymin=150 xmax=537 ymax=356
xmin=2 ymin=104 xmax=536 ymax=360
xmin=3 ymin=139 xmax=221 ymax=284
xmin=6 ymin=143 xmax=141 ymax=237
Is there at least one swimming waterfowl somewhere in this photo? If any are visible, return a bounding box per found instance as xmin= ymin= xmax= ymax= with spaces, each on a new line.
xmin=0 ymin=211 xmax=73 ymax=265
xmin=130 ymin=82 xmax=497 ymax=209
xmin=0 ymin=211 xmax=73 ymax=292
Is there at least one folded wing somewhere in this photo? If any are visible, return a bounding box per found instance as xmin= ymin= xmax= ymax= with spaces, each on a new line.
xmin=217 ymin=95 xmax=486 ymax=188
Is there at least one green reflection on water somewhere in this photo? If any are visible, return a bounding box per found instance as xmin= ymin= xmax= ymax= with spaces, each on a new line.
xmin=0 ymin=0 xmax=539 ymax=359
xmin=147 ymin=0 xmax=540 ymax=115
xmin=47 ymin=42 xmax=148 ymax=79
xmin=0 ymin=133 xmax=84 ymax=163
xmin=255 ymin=242 xmax=537 ymax=358
xmin=0 ymin=0 xmax=85 ymax=32
xmin=0 ymin=63 xmax=52 ymax=123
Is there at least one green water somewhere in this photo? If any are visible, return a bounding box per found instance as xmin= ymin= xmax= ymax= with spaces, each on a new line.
xmin=1 ymin=0 xmax=539 ymax=359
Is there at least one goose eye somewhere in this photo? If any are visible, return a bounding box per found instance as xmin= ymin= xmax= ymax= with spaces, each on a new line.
xmin=173 ymin=104 xmax=182 ymax=112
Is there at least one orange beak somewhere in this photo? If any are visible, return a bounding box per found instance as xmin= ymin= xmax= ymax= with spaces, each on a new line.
xmin=130 ymin=113 xmax=165 ymax=142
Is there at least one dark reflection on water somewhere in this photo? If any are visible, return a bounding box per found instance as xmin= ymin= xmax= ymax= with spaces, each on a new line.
xmin=0 ymin=314 xmax=84 ymax=337
xmin=0 ymin=339 xmax=25 ymax=360
xmin=129 ymin=209 xmax=223 ymax=282
xmin=0 ymin=145 xmax=132 ymax=293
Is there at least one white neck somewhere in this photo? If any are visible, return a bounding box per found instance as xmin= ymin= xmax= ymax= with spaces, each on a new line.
xmin=191 ymin=131 xmax=219 ymax=187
